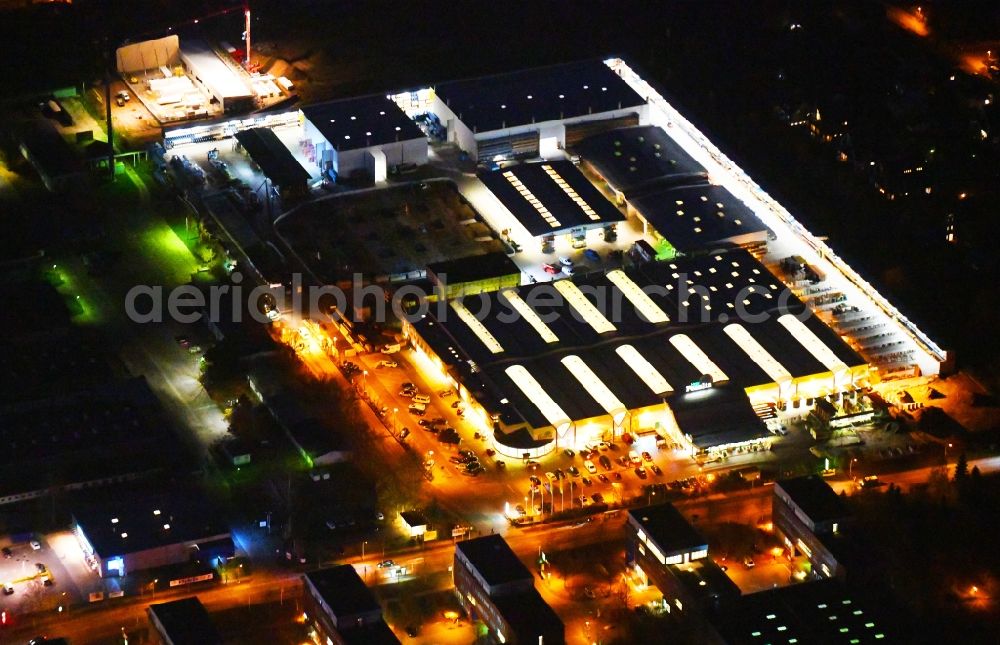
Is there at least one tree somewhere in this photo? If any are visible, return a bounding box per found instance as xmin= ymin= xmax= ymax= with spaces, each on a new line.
xmin=953 ymin=452 xmax=968 ymax=484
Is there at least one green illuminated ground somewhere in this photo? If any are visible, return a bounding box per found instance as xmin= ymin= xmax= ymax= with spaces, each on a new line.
xmin=654 ymin=238 xmax=677 ymax=260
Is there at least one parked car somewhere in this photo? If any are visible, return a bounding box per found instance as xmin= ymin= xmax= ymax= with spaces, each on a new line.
xmin=377 ymin=360 xmax=398 ymax=368
xmin=634 ymin=467 xmax=648 ymax=479
xmin=642 ymin=451 xmax=653 ymax=462
xmin=584 ymin=460 xmax=597 ymax=474
xmin=567 ymin=466 xmax=580 ymax=477
xmin=558 ymin=256 xmax=574 ymax=267
xmin=743 ymin=557 xmax=755 ymax=569
xmin=2 ymin=581 xmax=12 ymax=595
xmin=377 ymin=560 xmax=395 ymax=568
xmin=545 ymin=471 xmax=557 ymax=482
xmin=629 ymin=450 xmax=642 ymax=465
xmin=584 ymin=249 xmax=600 ymax=262
xmin=563 ymin=448 xmax=575 ymax=458
xmin=29 ymin=540 xmax=41 ymax=551
xmin=599 ymin=455 xmax=613 ymax=470
xmin=581 ymin=476 xmax=592 ymax=486
xmin=2 ymin=548 xmax=11 ymax=559
xmin=598 ymin=473 xmax=610 ymax=484
xmin=542 ymin=263 xmax=560 ymax=275
xmin=650 ymin=464 xmax=663 ymax=476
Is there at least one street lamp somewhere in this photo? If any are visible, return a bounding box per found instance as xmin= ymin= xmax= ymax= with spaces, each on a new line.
xmin=849 ymin=457 xmax=857 ymax=480
xmin=945 ymin=442 xmax=953 ymax=461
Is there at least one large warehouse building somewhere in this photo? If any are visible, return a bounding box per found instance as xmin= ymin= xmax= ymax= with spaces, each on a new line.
xmin=477 ymin=159 xmax=626 ymax=251
xmin=301 ymin=94 xmax=428 ymax=182
xmin=405 ymin=248 xmax=868 ymax=458
xmin=393 ymin=59 xmax=649 ymax=162
xmin=575 ymin=125 xmax=769 ymax=258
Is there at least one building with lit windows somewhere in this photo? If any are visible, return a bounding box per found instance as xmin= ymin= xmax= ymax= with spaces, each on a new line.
xmin=403 ymin=248 xmax=868 ymax=458
xmin=773 ymin=476 xmax=853 ymax=580
xmin=625 ymin=503 xmax=739 ymax=633
xmin=302 ymin=565 xmax=400 ymax=645
xmin=391 ymin=59 xmax=648 ymax=163
xmin=454 ymin=535 xmax=565 ymax=645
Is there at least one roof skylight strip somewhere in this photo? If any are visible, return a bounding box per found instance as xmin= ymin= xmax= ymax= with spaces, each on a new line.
xmin=723 ymin=324 xmax=793 ymax=384
xmin=553 ymin=280 xmax=617 ymax=334
xmin=606 ymin=269 xmax=670 ymax=324
xmin=505 ymin=170 xmax=562 ymax=228
xmin=669 ymin=334 xmax=728 ymax=383
xmin=505 ymin=365 xmax=571 ymax=430
xmin=450 ymin=300 xmax=504 ymax=354
xmin=777 ymin=314 xmax=849 ymax=374
xmin=561 ymin=355 xmax=628 ymax=425
xmin=501 ymin=289 xmax=560 ymax=344
xmin=616 ymin=345 xmax=673 ymax=395
xmin=542 ymin=164 xmax=602 ymax=221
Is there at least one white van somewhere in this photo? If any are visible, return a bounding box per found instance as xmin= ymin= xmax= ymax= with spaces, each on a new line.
xmin=412 ymin=393 xmax=431 ymax=405
xmin=408 ymin=402 xmax=427 ymax=416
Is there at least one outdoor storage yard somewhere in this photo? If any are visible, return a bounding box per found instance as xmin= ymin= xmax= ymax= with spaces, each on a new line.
xmin=276 ymin=180 xmax=506 ymax=283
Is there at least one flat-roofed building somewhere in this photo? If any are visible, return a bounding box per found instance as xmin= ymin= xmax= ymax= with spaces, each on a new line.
xmin=715 ymin=579 xmax=900 ymax=644
xmin=404 ymin=249 xmax=868 ymax=458
xmin=302 ymin=94 xmax=427 ymax=182
xmin=477 ymin=159 xmax=626 ymax=251
xmin=416 ymin=59 xmax=647 ymax=163
xmin=626 ymin=503 xmax=739 ymax=630
xmin=427 ymin=252 xmax=522 ymax=299
xmin=179 ymin=39 xmax=254 ymax=113
xmin=576 ymin=125 xmax=769 ymax=258
xmin=773 ymin=475 xmax=853 ymax=580
xmin=303 ymin=565 xmax=400 ymax=645
xmin=147 ymin=597 xmax=222 ymax=645
xmin=71 ymin=484 xmax=233 ymax=578
xmin=454 ymin=535 xmax=564 ymax=644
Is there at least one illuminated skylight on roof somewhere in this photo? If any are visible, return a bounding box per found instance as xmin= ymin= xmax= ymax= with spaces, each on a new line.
xmin=503 ymin=171 xmax=561 ymax=228
xmin=450 ymin=301 xmax=504 ymax=354
xmin=778 ymin=314 xmax=849 ymax=375
xmin=616 ymin=345 xmax=673 ymax=395
xmin=669 ymin=334 xmax=728 ymax=383
xmin=606 ymin=270 xmax=669 ymax=324
xmin=723 ymin=324 xmax=792 ymax=384
xmin=554 ymin=280 xmax=617 ymax=334
xmin=501 ymin=289 xmax=559 ymax=344
xmin=505 ymin=365 xmax=571 ymax=433
xmin=561 ymin=355 xmax=628 ymax=425
xmin=542 ymin=164 xmax=600 ymax=221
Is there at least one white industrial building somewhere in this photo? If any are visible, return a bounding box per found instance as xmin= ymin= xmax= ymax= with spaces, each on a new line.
xmin=392 ymin=59 xmax=649 ymax=163
xmin=300 ymin=94 xmax=427 ymax=182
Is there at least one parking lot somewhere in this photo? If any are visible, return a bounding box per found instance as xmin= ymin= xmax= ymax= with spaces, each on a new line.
xmin=0 ymin=532 xmax=92 ymax=615
xmin=351 ymin=346 xmax=728 ymax=521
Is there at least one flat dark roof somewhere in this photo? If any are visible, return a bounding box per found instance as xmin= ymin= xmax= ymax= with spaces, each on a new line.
xmin=17 ymin=120 xmax=83 ymax=179
xmin=148 ymin=597 xmax=222 ymax=645
xmin=302 ymin=94 xmax=424 ymax=151
xmin=492 ymin=588 xmax=565 ymax=644
xmin=73 ymin=484 xmax=229 ymax=558
xmin=305 ymin=565 xmax=381 ymax=618
xmin=234 ymin=127 xmax=310 ymax=188
xmin=575 ymin=125 xmax=706 ymax=194
xmin=455 ymin=535 xmax=532 ymax=587
xmin=717 ymin=579 xmax=897 ymax=644
xmin=411 ymin=249 xmax=864 ymax=433
xmin=777 ymin=476 xmax=851 ymax=524
xmin=478 ymin=160 xmax=625 ymax=236
xmin=435 ymin=59 xmax=645 ymax=134
xmin=630 ymin=183 xmax=768 ymax=254
xmin=668 ymin=386 xmax=768 ymax=448
xmin=427 ymin=251 xmax=520 ymax=285
xmin=339 ymin=619 xmax=401 ymax=645
xmin=628 ymin=503 xmax=707 ymax=555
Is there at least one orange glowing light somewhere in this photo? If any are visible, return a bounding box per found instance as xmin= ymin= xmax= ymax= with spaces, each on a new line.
xmin=887 ymin=7 xmax=929 ymax=37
